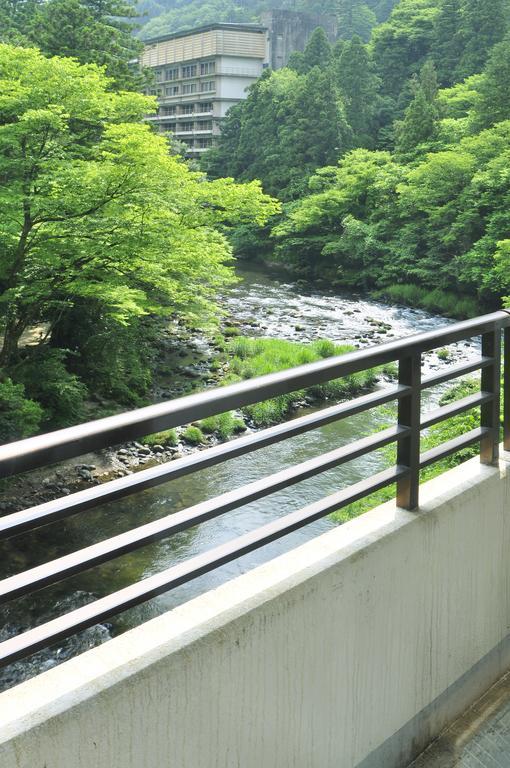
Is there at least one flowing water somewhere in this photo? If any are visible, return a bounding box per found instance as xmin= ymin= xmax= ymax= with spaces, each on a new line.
xmin=0 ymin=264 xmax=480 ymax=690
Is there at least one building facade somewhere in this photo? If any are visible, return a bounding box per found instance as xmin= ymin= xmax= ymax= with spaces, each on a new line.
xmin=140 ymin=23 xmax=268 ymax=157
xmin=140 ymin=13 xmax=338 ymax=158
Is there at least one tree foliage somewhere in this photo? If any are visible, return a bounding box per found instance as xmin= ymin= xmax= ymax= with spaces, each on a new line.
xmin=270 ymin=63 xmax=510 ymax=310
xmin=0 ymin=45 xmax=278 ymax=432
xmin=139 ymin=0 xmax=397 ymax=41
xmin=204 ymin=65 xmax=352 ymax=200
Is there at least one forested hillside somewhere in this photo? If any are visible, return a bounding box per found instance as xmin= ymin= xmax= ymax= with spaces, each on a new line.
xmin=139 ymin=0 xmax=397 ymax=41
xmin=206 ymin=0 xmax=510 ymax=315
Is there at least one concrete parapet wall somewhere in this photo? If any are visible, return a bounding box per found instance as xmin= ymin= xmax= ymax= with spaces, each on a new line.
xmin=1 ymin=451 xmax=509 ymax=767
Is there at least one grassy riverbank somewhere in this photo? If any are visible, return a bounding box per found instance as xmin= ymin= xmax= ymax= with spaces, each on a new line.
xmin=372 ymin=285 xmax=481 ymax=320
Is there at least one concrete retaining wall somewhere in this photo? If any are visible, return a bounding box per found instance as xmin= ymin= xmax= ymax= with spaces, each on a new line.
xmin=1 ymin=451 xmax=509 ymax=768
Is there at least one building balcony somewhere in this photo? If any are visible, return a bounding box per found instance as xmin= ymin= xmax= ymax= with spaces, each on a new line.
xmin=2 ymin=312 xmax=510 ymax=767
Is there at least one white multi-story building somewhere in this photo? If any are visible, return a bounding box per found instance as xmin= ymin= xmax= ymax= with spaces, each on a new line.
xmin=140 ymin=23 xmax=268 ymax=157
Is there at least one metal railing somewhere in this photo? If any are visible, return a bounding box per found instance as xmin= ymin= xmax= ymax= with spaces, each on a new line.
xmin=0 ymin=310 xmax=509 ymax=670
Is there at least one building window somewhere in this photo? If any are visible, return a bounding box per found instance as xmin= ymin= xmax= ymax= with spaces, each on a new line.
xmin=180 ymin=122 xmax=194 ymax=132
xmin=200 ymin=80 xmax=215 ymax=93
xmin=182 ymin=83 xmax=196 ymax=94
xmin=200 ymin=61 xmax=215 ymax=75
xmin=165 ymin=85 xmax=179 ymax=96
xmin=155 ymin=70 xmax=163 ymax=82
xmin=198 ymin=121 xmax=212 ymax=131
xmin=165 ymin=67 xmax=178 ymax=81
xmin=181 ymin=65 xmax=197 ymax=79
xmin=197 ymin=138 xmax=212 ymax=148
xmin=180 ymin=104 xmax=194 ymax=115
xmin=198 ymin=102 xmax=213 ymax=113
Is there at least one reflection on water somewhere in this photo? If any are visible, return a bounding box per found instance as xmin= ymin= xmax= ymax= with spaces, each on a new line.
xmin=0 ymin=264 xmax=480 ymax=690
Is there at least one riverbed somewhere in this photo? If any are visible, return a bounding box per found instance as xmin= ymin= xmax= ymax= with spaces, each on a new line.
xmin=0 ymin=264 xmax=480 ymax=690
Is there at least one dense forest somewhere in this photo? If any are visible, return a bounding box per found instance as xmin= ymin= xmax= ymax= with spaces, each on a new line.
xmin=206 ymin=0 xmax=510 ymax=316
xmin=139 ymin=0 xmax=398 ymax=42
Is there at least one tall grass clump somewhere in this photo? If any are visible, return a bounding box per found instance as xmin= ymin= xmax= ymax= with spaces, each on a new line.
xmin=226 ymin=337 xmax=384 ymax=426
xmin=199 ymin=411 xmax=246 ymax=440
xmin=374 ymin=284 xmax=479 ymax=319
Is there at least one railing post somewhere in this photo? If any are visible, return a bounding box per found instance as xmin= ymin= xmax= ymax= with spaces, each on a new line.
xmin=480 ymin=328 xmax=501 ymax=465
xmin=504 ymin=325 xmax=510 ymax=452
xmin=396 ymin=353 xmax=421 ymax=510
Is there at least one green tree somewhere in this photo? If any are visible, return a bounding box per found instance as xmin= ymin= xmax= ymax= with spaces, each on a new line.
xmin=431 ymin=0 xmax=463 ymax=87
xmin=272 ymin=149 xmax=404 ymax=286
xmin=205 ymin=65 xmax=352 ymax=200
xmin=395 ymin=61 xmax=438 ymax=157
xmin=278 ymin=66 xmax=352 ymax=198
xmin=0 ymin=45 xmax=278 ymax=378
xmin=455 ymin=0 xmax=509 ymax=80
xmin=371 ymin=0 xmax=439 ymax=107
xmin=300 ymin=27 xmax=332 ymax=72
xmin=30 ymin=0 xmax=143 ymax=89
xmin=0 ymin=0 xmax=41 ymax=42
xmin=336 ymin=35 xmax=380 ymax=144
xmin=337 ymin=0 xmax=377 ymax=41
xmin=476 ymin=36 xmax=510 ymax=128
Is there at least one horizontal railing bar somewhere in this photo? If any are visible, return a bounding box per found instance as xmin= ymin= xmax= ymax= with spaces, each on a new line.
xmin=420 ymin=392 xmax=493 ymax=430
xmin=419 ymin=427 xmax=490 ymax=469
xmin=2 ymin=312 xmax=509 ymax=479
xmin=0 ymin=385 xmax=410 ymax=540
xmin=0 ymin=426 xmax=409 ymax=605
xmin=421 ymin=357 xmax=494 ymax=390
xmin=0 ymin=465 xmax=407 ymax=668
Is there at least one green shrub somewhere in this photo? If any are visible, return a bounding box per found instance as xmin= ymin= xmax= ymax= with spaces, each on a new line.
xmin=141 ymin=428 xmax=178 ymax=447
xmin=0 ymin=378 xmax=43 ymax=442
xmin=16 ymin=348 xmax=87 ymax=428
xmin=51 ymin=303 xmax=153 ymax=407
xmin=182 ymin=426 xmax=205 ymax=445
xmin=437 ymin=347 xmax=452 ymax=361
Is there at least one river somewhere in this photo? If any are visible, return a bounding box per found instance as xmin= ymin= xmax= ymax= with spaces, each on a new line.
xmin=0 ymin=264 xmax=479 ymax=690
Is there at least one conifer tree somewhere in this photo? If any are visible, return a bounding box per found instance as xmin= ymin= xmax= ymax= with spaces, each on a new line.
xmin=395 ymin=61 xmax=438 ymax=157
xmin=432 ymin=0 xmax=463 ymax=87
xmin=337 ymin=0 xmax=377 ymax=41
xmin=300 ymin=27 xmax=332 ymax=71
xmin=30 ymin=0 xmax=143 ymax=89
xmin=455 ymin=0 xmax=509 ymax=80
xmin=336 ymin=35 xmax=380 ymax=144
xmin=0 ymin=0 xmax=41 ymax=43
xmin=477 ymin=36 xmax=510 ymax=127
